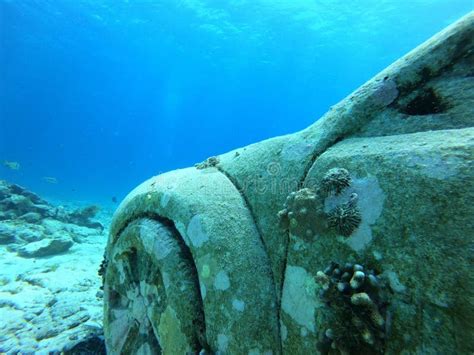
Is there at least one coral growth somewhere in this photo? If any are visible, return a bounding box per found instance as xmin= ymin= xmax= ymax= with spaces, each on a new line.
xmin=278 ymin=188 xmax=327 ymax=238
xmin=98 ymin=253 xmax=108 ymax=290
xmin=320 ymin=168 xmax=351 ymax=196
xmin=327 ymin=193 xmax=362 ymax=237
xmin=195 ymin=156 xmax=220 ymax=169
xmin=315 ymin=261 xmax=389 ymax=354
xmin=278 ymin=168 xmax=361 ymax=238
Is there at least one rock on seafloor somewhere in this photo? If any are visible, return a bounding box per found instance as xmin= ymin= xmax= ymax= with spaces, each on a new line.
xmin=17 ymin=234 xmax=74 ymax=257
xmin=103 ymin=13 xmax=473 ymax=354
xmin=0 ymin=180 xmax=110 ymax=353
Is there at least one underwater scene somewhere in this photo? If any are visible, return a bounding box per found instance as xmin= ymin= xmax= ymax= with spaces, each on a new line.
xmin=1 ymin=1 xmax=473 ymax=354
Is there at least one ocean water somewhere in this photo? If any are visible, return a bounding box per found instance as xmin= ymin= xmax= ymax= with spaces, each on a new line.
xmin=1 ymin=0 xmax=471 ymax=205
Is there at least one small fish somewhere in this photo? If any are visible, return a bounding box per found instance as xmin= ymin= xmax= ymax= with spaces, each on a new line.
xmin=42 ymin=176 xmax=58 ymax=184
xmin=2 ymin=160 xmax=20 ymax=170
xmin=112 ymin=196 xmax=118 ymax=203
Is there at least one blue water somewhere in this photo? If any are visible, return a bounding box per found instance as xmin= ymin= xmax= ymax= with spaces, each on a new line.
xmin=1 ymin=0 xmax=471 ymax=204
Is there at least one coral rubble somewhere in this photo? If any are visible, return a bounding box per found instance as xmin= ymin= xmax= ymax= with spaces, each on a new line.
xmin=0 ymin=180 xmax=109 ymax=353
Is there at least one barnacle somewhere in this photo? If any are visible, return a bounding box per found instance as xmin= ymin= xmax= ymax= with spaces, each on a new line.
xmin=320 ymin=167 xmax=351 ymax=196
xmin=327 ymin=193 xmax=361 ymax=236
